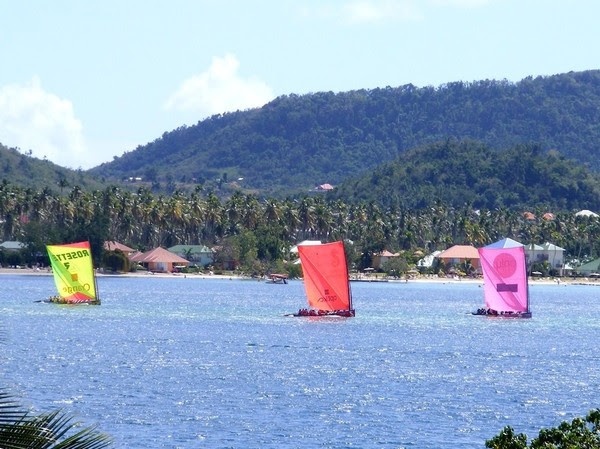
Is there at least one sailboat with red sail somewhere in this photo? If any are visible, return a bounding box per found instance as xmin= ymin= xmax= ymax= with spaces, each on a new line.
xmin=293 ymin=241 xmax=355 ymax=317
xmin=474 ymin=238 xmax=531 ymax=318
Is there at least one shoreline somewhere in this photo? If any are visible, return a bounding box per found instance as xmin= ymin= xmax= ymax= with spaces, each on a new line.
xmin=2 ymin=267 xmax=600 ymax=286
xmin=0 ymin=267 xmax=243 ymax=280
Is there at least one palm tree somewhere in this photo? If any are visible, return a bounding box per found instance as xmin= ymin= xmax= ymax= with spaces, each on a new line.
xmin=297 ymin=197 xmax=316 ymax=240
xmin=241 ymin=194 xmax=261 ymax=231
xmin=280 ymin=199 xmax=300 ymax=242
xmin=224 ymin=192 xmax=244 ymax=235
xmin=187 ymin=190 xmax=206 ymax=245
xmin=263 ymin=198 xmax=281 ymax=224
xmin=203 ymin=192 xmax=224 ymax=241
xmin=313 ymin=198 xmax=333 ymax=240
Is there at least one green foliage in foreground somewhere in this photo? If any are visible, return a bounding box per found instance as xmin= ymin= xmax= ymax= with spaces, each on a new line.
xmin=0 ymin=390 xmax=113 ymax=449
xmin=486 ymin=409 xmax=600 ymax=448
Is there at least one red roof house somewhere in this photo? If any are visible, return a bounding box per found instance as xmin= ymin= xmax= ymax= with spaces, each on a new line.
xmin=315 ymin=183 xmax=334 ymax=191
xmin=104 ymin=241 xmax=136 ymax=255
xmin=129 ymin=247 xmax=190 ymax=273
xmin=436 ymin=245 xmax=481 ymax=271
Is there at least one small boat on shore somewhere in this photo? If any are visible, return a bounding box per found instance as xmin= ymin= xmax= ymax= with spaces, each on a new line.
xmin=266 ymin=273 xmax=288 ymax=284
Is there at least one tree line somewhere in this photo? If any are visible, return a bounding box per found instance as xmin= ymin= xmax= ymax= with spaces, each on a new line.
xmin=2 ymin=180 xmax=600 ymax=275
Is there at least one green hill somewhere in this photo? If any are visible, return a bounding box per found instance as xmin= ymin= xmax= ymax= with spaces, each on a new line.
xmin=89 ymin=70 xmax=600 ymax=196
xmin=0 ymin=143 xmax=106 ymax=193
xmin=4 ymin=69 xmax=600 ymax=209
xmin=330 ymin=139 xmax=600 ymax=211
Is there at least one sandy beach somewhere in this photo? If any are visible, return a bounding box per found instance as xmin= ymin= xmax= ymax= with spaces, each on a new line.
xmin=2 ymin=266 xmax=599 ymax=286
xmin=0 ymin=266 xmax=241 ymax=280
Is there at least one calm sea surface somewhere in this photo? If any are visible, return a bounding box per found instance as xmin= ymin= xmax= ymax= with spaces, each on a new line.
xmin=1 ymin=274 xmax=599 ymax=449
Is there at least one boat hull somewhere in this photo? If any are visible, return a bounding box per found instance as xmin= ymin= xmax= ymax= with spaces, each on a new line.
xmin=472 ymin=310 xmax=531 ymax=318
xmin=44 ymin=296 xmax=101 ymax=305
xmin=293 ymin=309 xmax=355 ymax=317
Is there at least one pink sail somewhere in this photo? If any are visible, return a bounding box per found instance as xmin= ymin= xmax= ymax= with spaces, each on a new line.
xmin=478 ymin=245 xmax=529 ymax=314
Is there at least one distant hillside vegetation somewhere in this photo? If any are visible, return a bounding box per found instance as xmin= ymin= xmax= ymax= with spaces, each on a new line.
xmin=330 ymin=139 xmax=600 ymax=211
xmin=90 ymin=70 xmax=600 ymax=196
xmin=0 ymin=143 xmax=106 ymax=193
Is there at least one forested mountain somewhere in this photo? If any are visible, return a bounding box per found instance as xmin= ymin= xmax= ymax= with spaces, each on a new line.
xmin=90 ymin=70 xmax=600 ymax=196
xmin=0 ymin=143 xmax=105 ymax=192
xmin=330 ymin=139 xmax=600 ymax=211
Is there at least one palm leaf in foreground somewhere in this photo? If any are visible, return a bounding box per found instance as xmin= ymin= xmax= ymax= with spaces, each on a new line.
xmin=0 ymin=388 xmax=112 ymax=449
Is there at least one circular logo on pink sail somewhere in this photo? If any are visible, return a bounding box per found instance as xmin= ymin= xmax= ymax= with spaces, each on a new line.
xmin=494 ymin=252 xmax=517 ymax=278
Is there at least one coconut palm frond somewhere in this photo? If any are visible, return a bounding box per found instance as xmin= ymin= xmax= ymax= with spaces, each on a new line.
xmin=33 ymin=409 xmax=112 ymax=449
xmin=0 ymin=397 xmax=112 ymax=449
xmin=51 ymin=421 xmax=113 ymax=449
xmin=0 ymin=389 xmax=27 ymax=424
xmin=0 ymin=416 xmax=54 ymax=449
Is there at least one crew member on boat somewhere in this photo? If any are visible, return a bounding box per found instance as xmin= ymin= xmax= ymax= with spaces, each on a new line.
xmin=474 ymin=308 xmax=525 ymax=317
xmin=296 ymin=308 xmax=355 ymax=317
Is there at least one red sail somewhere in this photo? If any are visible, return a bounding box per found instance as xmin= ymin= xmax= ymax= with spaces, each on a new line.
xmin=298 ymin=241 xmax=352 ymax=311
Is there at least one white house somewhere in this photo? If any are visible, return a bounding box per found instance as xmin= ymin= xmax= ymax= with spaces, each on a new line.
xmin=0 ymin=241 xmax=25 ymax=252
xmin=575 ymin=209 xmax=599 ymax=218
xmin=167 ymin=244 xmax=214 ymax=267
xmin=290 ymin=240 xmax=322 ymax=254
xmin=525 ymin=242 xmax=565 ymax=275
xmin=417 ymin=250 xmax=442 ymax=269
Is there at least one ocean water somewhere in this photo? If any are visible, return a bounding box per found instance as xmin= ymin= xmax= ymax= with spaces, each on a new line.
xmin=1 ymin=274 xmax=599 ymax=448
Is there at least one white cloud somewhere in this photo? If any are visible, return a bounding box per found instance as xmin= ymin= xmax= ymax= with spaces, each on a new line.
xmin=0 ymin=77 xmax=88 ymax=169
xmin=164 ymin=54 xmax=274 ymax=118
xmin=342 ymin=0 xmax=422 ymax=23
xmin=300 ymin=1 xmax=423 ymax=24
xmin=430 ymin=0 xmax=491 ymax=7
xmin=301 ymin=0 xmax=492 ymax=24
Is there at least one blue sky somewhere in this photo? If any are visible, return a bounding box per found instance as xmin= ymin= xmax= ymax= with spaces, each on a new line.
xmin=0 ymin=0 xmax=597 ymax=169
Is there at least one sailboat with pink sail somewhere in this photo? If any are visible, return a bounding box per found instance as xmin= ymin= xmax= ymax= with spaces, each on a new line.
xmin=291 ymin=241 xmax=355 ymax=317
xmin=474 ymin=238 xmax=531 ymax=318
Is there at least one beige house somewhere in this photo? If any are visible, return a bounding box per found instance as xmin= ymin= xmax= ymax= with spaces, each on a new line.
xmin=372 ymin=250 xmax=400 ymax=270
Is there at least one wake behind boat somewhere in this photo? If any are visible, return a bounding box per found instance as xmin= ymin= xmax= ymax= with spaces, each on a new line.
xmin=290 ymin=241 xmax=355 ymax=318
xmin=473 ymin=238 xmax=531 ymax=318
xmin=44 ymin=241 xmax=101 ymax=305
